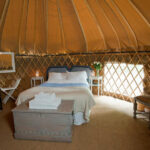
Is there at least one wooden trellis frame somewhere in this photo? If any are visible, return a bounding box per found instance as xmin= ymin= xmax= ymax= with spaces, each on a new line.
xmin=0 ymin=52 xmax=149 ymax=106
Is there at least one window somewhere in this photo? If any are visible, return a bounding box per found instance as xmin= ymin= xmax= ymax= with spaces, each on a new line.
xmin=104 ymin=62 xmax=144 ymax=97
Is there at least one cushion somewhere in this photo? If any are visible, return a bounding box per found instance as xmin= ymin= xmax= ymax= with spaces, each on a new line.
xmin=46 ymin=66 xmax=69 ymax=80
xmin=48 ymin=72 xmax=67 ymax=81
xmin=70 ymin=66 xmax=92 ymax=82
xmin=67 ymin=71 xmax=88 ymax=80
xmin=47 ymin=71 xmax=88 ymax=84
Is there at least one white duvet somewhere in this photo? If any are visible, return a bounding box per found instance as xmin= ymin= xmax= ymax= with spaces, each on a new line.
xmin=16 ymin=86 xmax=95 ymax=121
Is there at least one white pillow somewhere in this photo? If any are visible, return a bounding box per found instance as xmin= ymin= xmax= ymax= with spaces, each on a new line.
xmin=67 ymin=71 xmax=88 ymax=81
xmin=48 ymin=72 xmax=67 ymax=81
xmin=47 ymin=71 xmax=88 ymax=84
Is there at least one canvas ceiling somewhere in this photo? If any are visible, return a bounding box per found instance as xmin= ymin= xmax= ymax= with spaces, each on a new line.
xmin=0 ymin=0 xmax=150 ymax=55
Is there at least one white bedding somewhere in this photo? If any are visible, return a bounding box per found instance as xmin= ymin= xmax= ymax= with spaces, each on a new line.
xmin=16 ymin=86 xmax=95 ymax=122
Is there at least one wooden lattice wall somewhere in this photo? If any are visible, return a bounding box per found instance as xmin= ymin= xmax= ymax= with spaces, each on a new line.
xmin=0 ymin=52 xmax=150 ymax=102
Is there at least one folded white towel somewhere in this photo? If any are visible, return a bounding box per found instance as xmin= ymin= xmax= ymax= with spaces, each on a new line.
xmin=30 ymin=97 xmax=61 ymax=107
xmin=34 ymin=92 xmax=56 ymax=100
xmin=29 ymin=92 xmax=61 ymax=109
xmin=29 ymin=105 xmax=59 ymax=110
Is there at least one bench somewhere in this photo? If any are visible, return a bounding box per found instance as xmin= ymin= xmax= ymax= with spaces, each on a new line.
xmin=133 ymin=95 xmax=150 ymax=128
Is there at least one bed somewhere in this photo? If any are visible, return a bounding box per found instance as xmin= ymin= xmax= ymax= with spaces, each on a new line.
xmin=16 ymin=66 xmax=95 ymax=125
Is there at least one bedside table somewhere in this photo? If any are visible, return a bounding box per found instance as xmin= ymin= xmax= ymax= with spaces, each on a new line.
xmin=89 ymin=76 xmax=102 ymax=96
xmin=31 ymin=76 xmax=44 ymax=87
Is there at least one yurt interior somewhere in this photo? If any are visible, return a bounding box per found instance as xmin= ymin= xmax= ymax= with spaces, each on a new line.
xmin=0 ymin=0 xmax=150 ymax=149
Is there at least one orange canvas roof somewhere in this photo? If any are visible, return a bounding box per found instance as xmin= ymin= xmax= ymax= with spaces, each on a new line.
xmin=0 ymin=0 xmax=150 ymax=55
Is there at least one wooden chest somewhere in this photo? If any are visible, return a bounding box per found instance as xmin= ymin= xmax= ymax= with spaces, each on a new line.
xmin=12 ymin=100 xmax=74 ymax=142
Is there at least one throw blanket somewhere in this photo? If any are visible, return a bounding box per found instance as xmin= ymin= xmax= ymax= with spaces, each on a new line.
xmin=16 ymin=86 xmax=95 ymax=121
xmin=40 ymin=83 xmax=89 ymax=87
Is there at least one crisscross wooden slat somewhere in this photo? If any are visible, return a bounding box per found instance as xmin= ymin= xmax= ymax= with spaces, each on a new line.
xmin=0 ymin=52 xmax=150 ymax=103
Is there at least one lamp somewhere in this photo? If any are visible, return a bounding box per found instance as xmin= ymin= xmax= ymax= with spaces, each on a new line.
xmin=91 ymin=70 xmax=95 ymax=76
xmin=35 ymin=70 xmax=39 ymax=77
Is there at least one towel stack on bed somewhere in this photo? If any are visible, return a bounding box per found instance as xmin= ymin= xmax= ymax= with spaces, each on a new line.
xmin=29 ymin=92 xmax=61 ymax=109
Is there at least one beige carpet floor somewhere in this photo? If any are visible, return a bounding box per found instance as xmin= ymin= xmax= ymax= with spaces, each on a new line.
xmin=0 ymin=96 xmax=150 ymax=150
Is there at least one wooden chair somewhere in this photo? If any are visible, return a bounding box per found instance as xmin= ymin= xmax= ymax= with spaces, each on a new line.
xmin=0 ymin=78 xmax=21 ymax=104
xmin=133 ymin=95 xmax=150 ymax=128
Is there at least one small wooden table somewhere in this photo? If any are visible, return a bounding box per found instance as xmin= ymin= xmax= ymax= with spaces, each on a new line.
xmin=12 ymin=100 xmax=74 ymax=142
xmin=89 ymin=76 xmax=103 ymax=96
xmin=133 ymin=95 xmax=150 ymax=127
xmin=31 ymin=76 xmax=44 ymax=87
